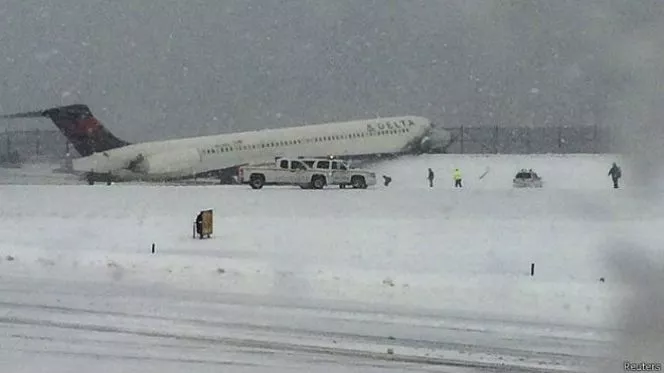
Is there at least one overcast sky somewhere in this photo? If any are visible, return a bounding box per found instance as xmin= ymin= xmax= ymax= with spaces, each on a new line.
xmin=0 ymin=0 xmax=662 ymax=142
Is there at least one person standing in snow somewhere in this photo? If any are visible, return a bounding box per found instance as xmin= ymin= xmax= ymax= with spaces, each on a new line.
xmin=453 ymin=168 xmax=462 ymax=188
xmin=608 ymin=162 xmax=622 ymax=189
xmin=427 ymin=168 xmax=435 ymax=188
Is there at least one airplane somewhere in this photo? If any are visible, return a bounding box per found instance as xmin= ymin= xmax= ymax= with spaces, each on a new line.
xmin=1 ymin=104 xmax=450 ymax=184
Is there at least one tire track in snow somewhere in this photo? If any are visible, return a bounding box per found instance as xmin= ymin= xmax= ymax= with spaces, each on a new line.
xmin=0 ymin=311 xmax=599 ymax=372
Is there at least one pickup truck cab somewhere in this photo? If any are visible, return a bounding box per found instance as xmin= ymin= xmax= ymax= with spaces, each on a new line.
xmin=238 ymin=157 xmax=376 ymax=190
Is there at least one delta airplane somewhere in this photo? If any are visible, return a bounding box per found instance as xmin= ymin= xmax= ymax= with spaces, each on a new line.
xmin=2 ymin=104 xmax=448 ymax=183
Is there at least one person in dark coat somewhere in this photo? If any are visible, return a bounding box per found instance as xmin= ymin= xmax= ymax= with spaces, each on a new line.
xmin=608 ymin=162 xmax=622 ymax=189
xmin=383 ymin=175 xmax=392 ymax=186
xmin=427 ymin=168 xmax=434 ymax=188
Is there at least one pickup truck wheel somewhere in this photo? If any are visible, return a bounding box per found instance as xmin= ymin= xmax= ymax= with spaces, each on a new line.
xmin=311 ymin=176 xmax=325 ymax=189
xmin=351 ymin=176 xmax=366 ymax=189
xmin=250 ymin=174 xmax=265 ymax=189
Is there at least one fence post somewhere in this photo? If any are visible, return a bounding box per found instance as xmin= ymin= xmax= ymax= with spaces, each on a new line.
xmin=35 ymin=129 xmax=41 ymax=155
xmin=558 ymin=125 xmax=563 ymax=150
xmin=5 ymin=128 xmax=11 ymax=156
xmin=493 ymin=125 xmax=499 ymax=153
xmin=593 ymin=123 xmax=599 ymax=154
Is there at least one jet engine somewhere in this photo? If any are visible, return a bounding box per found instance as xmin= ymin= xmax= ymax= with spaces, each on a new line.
xmin=128 ymin=149 xmax=202 ymax=177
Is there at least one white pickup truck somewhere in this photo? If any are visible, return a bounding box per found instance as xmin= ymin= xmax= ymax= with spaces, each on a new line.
xmin=238 ymin=157 xmax=377 ymax=190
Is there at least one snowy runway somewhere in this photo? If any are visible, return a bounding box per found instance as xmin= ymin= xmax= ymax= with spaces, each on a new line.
xmin=1 ymin=154 xmax=661 ymax=372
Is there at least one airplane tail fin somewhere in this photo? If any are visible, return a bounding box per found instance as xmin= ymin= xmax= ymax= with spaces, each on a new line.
xmin=1 ymin=104 xmax=130 ymax=157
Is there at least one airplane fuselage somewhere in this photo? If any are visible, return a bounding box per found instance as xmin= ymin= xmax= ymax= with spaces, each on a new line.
xmin=73 ymin=116 xmax=433 ymax=181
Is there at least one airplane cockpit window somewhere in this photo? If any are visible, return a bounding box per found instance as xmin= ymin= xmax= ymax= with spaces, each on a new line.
xmin=280 ymin=160 xmax=289 ymax=169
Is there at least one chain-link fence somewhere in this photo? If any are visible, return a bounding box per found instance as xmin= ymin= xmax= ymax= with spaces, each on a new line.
xmin=440 ymin=125 xmax=614 ymax=154
xmin=0 ymin=129 xmax=68 ymax=163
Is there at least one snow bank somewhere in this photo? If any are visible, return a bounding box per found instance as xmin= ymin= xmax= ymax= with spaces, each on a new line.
xmin=1 ymin=154 xmax=662 ymax=331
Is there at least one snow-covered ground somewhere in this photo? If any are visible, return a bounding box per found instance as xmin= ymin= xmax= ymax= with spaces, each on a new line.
xmin=1 ymin=154 xmax=661 ymax=372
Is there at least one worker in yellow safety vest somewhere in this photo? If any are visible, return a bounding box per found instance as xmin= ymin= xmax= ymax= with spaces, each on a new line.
xmin=453 ymin=168 xmax=462 ymax=188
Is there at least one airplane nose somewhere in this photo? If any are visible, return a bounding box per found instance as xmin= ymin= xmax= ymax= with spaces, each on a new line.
xmin=416 ymin=122 xmax=452 ymax=154
xmin=416 ymin=125 xmax=434 ymax=154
